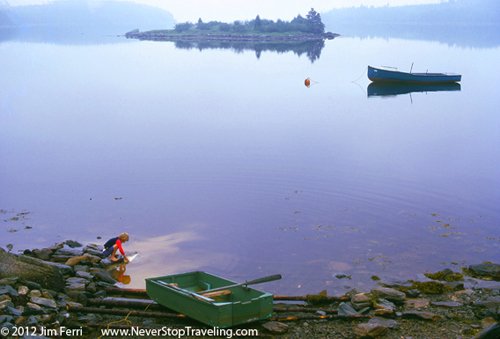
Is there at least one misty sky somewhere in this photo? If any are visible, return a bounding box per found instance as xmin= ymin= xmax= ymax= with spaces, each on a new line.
xmin=5 ymin=0 xmax=445 ymax=21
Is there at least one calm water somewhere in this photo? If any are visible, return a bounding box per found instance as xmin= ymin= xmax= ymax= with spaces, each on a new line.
xmin=1 ymin=34 xmax=499 ymax=294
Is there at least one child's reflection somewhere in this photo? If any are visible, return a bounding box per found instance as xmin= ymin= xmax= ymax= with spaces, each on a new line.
xmin=111 ymin=263 xmax=131 ymax=285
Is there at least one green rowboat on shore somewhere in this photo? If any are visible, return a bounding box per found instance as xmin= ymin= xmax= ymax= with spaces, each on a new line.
xmin=146 ymin=271 xmax=276 ymax=328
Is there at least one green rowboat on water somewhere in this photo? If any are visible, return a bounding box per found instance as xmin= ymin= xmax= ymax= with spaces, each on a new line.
xmin=146 ymin=271 xmax=280 ymax=328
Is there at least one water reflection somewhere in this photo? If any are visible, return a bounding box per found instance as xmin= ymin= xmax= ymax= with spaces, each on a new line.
xmin=174 ymin=40 xmax=325 ymax=63
xmin=110 ymin=264 xmax=131 ymax=285
xmin=126 ymin=231 xmax=235 ymax=288
xmin=367 ymin=82 xmax=461 ymax=98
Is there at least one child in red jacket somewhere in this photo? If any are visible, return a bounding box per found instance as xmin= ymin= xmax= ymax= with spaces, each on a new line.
xmin=102 ymin=232 xmax=130 ymax=263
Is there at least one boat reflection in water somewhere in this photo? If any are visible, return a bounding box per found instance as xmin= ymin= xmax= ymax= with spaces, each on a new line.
xmin=367 ymin=82 xmax=461 ymax=98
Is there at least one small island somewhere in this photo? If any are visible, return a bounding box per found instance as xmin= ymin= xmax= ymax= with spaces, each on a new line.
xmin=125 ymin=9 xmax=338 ymax=42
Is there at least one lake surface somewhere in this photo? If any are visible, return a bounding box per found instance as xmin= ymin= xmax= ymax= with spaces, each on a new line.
xmin=1 ymin=33 xmax=499 ymax=294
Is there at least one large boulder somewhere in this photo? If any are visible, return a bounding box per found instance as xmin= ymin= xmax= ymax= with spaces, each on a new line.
xmin=0 ymin=249 xmax=64 ymax=291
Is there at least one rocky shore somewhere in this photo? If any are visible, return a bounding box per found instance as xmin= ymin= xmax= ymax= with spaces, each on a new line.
xmin=125 ymin=29 xmax=339 ymax=42
xmin=1 ymin=242 xmax=499 ymax=338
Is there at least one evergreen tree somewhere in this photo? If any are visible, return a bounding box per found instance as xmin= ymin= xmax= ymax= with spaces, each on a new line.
xmin=254 ymin=15 xmax=262 ymax=31
xmin=306 ymin=8 xmax=325 ymax=34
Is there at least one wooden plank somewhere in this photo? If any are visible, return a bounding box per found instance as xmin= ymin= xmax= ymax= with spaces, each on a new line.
xmin=201 ymin=289 xmax=232 ymax=298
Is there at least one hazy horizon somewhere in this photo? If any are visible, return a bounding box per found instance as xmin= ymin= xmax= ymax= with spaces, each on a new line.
xmin=4 ymin=0 xmax=446 ymax=21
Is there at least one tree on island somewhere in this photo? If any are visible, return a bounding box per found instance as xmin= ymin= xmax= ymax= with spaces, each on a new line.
xmin=254 ymin=15 xmax=262 ymax=31
xmin=174 ymin=8 xmax=326 ymax=34
xmin=306 ymin=8 xmax=325 ymax=34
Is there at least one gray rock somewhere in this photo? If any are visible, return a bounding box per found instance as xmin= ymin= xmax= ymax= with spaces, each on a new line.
xmin=66 ymin=301 xmax=83 ymax=308
xmin=66 ymin=277 xmax=89 ymax=285
xmin=32 ymin=248 xmax=53 ymax=260
xmin=402 ymin=310 xmax=442 ymax=321
xmin=6 ymin=306 xmax=23 ymax=316
xmin=55 ymin=246 xmax=84 ymax=257
xmin=354 ymin=322 xmax=389 ymax=337
xmin=379 ymin=279 xmax=413 ymax=289
xmin=74 ymin=265 xmax=89 ymax=272
xmin=406 ymin=289 xmax=421 ymax=297
xmin=374 ymin=298 xmax=396 ymax=316
xmin=468 ymin=263 xmax=500 ymax=281
xmin=371 ymin=287 xmax=406 ymax=304
xmin=85 ymin=243 xmax=102 ymax=251
xmin=0 ymin=285 xmax=18 ymax=297
xmin=0 ymin=277 xmax=19 ymax=286
xmin=17 ymin=285 xmax=29 ymax=296
xmin=0 ymin=299 xmax=15 ymax=310
xmin=0 ymin=294 xmax=11 ymax=302
xmin=65 ymin=291 xmax=88 ymax=304
xmin=26 ymin=315 xmax=38 ymax=326
xmin=338 ymin=302 xmax=359 ymax=317
xmin=65 ymin=255 xmax=87 ymax=266
xmin=431 ymin=301 xmax=463 ymax=308
xmin=42 ymin=289 xmax=57 ymax=299
xmin=82 ymin=254 xmax=102 ymax=264
xmin=39 ymin=313 xmax=55 ymax=324
xmin=0 ymin=251 xmax=65 ymax=291
xmin=405 ymin=298 xmax=430 ymax=309
xmin=26 ymin=302 xmax=45 ymax=314
xmin=1 ymin=321 xmax=14 ymax=330
xmin=65 ymin=240 xmax=83 ymax=248
xmin=445 ymin=281 xmax=465 ymax=291
xmin=424 ymin=268 xmax=464 ymax=282
xmin=475 ymin=296 xmax=500 ymax=307
xmin=43 ymin=261 xmax=73 ymax=275
xmin=262 ymin=321 xmax=289 ymax=334
xmin=353 ymin=302 xmax=371 ymax=311
xmin=48 ymin=243 xmax=64 ymax=252
xmin=96 ymin=281 xmax=115 ymax=288
xmin=90 ymin=269 xmax=117 ymax=284
xmin=335 ymin=273 xmax=352 ymax=279
xmin=30 ymin=296 xmax=57 ymax=309
xmin=0 ymin=315 xmax=14 ymax=324
xmin=65 ymin=282 xmax=86 ymax=292
xmin=22 ymin=280 xmax=42 ymax=290
xmin=474 ymin=296 xmax=500 ymax=315
xmin=352 ymin=292 xmax=371 ymax=304
xmin=29 ymin=289 xmax=42 ymax=298
xmin=84 ymin=248 xmax=104 ymax=257
xmin=368 ymin=317 xmax=399 ymax=329
xmin=75 ymin=271 xmax=94 ymax=280
xmin=51 ymin=255 xmax=73 ymax=263
xmin=86 ymin=282 xmax=97 ymax=293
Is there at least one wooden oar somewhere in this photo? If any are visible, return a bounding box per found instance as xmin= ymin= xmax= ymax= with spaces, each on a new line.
xmin=154 ymin=280 xmax=215 ymax=303
xmin=201 ymin=289 xmax=232 ymax=298
xmin=199 ymin=274 xmax=282 ymax=294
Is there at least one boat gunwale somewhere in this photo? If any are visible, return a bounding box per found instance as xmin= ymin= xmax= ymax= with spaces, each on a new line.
xmin=368 ymin=65 xmax=461 ymax=83
xmin=369 ymin=65 xmax=460 ymax=76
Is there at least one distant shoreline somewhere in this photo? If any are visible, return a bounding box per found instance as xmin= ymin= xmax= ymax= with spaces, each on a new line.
xmin=125 ymin=30 xmax=339 ymax=42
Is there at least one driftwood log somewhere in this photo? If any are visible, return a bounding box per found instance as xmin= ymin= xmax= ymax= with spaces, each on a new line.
xmin=0 ymin=248 xmax=65 ymax=290
xmin=67 ymin=305 xmax=186 ymax=319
